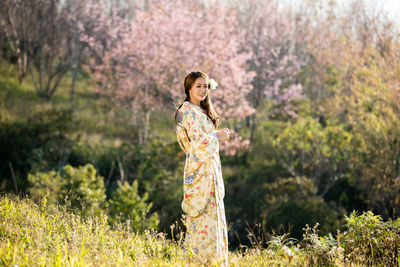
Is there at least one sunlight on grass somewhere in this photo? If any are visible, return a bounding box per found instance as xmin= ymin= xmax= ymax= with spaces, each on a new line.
xmin=0 ymin=194 xmax=314 ymax=266
xmin=2 ymin=194 xmax=382 ymax=266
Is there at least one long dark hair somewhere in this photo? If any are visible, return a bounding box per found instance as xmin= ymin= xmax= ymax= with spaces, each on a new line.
xmin=174 ymin=71 xmax=220 ymax=130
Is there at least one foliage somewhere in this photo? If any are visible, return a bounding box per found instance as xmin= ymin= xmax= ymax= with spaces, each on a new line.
xmin=302 ymin=223 xmax=343 ymax=266
xmin=320 ymin=45 xmax=400 ymax=218
xmin=0 ymin=107 xmax=74 ymax=192
xmin=0 ymin=0 xmax=129 ymax=99
xmin=26 ymin=170 xmax=62 ymax=207
xmin=224 ymin=100 xmax=345 ymax=243
xmin=262 ymin=176 xmax=344 ymax=239
xmin=302 ymin=210 xmax=400 ymax=266
xmin=235 ymin=0 xmax=305 ymax=115
xmin=28 ymin=164 xmax=106 ymax=217
xmin=108 ymin=180 xmax=159 ymax=232
xmin=28 ymin=163 xmax=160 ymax=231
xmin=274 ymin=115 xmax=353 ymax=198
xmin=61 ymin=164 xmax=107 ymax=217
xmin=341 ymin=211 xmax=400 ymax=266
xmin=133 ymin=141 xmax=184 ymax=232
xmin=1 ymin=0 xmax=73 ymax=96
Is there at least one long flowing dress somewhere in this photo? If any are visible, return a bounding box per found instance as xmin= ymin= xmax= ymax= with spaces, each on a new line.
xmin=176 ymin=101 xmax=228 ymax=266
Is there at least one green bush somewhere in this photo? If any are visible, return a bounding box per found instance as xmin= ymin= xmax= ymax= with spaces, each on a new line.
xmin=28 ymin=163 xmax=159 ymax=232
xmin=302 ymin=211 xmax=400 ymax=266
xmin=28 ymin=163 xmax=106 ymax=217
xmin=61 ymin=164 xmax=107 ymax=217
xmin=108 ymin=180 xmax=159 ymax=232
xmin=342 ymin=211 xmax=400 ymax=266
xmin=27 ymin=170 xmax=62 ymax=207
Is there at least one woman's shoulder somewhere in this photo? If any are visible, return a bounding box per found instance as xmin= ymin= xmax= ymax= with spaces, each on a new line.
xmin=179 ymin=101 xmax=207 ymax=117
xmin=179 ymin=101 xmax=193 ymax=114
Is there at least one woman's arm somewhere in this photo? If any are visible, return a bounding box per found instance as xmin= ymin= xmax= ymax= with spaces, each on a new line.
xmin=179 ymin=102 xmax=217 ymax=217
xmin=180 ymin=102 xmax=220 ymax=156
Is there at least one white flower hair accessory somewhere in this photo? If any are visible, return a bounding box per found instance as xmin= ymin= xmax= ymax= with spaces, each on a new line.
xmin=209 ymin=78 xmax=218 ymax=90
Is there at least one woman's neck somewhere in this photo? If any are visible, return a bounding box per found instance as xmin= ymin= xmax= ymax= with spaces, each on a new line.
xmin=189 ymin=99 xmax=201 ymax=106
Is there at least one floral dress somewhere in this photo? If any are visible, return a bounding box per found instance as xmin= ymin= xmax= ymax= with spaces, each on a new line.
xmin=176 ymin=101 xmax=228 ymax=266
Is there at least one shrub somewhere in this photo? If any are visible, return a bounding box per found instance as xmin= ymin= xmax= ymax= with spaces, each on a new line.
xmin=108 ymin=180 xmax=159 ymax=232
xmin=60 ymin=164 xmax=107 ymax=217
xmin=302 ymin=211 xmax=400 ymax=266
xmin=342 ymin=210 xmax=400 ymax=266
xmin=27 ymin=169 xmax=62 ymax=207
xmin=302 ymin=223 xmax=343 ymax=266
xmin=28 ymin=163 xmax=106 ymax=217
xmin=28 ymin=164 xmax=159 ymax=232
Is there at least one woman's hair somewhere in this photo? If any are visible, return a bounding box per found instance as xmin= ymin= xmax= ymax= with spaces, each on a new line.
xmin=174 ymin=71 xmax=221 ymax=130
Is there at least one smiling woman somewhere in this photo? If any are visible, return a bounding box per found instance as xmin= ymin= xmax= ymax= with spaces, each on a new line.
xmin=174 ymin=71 xmax=231 ymax=266
xmin=189 ymin=78 xmax=209 ymax=105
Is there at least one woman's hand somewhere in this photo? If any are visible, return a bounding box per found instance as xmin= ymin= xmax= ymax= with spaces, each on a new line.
xmin=217 ymin=128 xmax=231 ymax=141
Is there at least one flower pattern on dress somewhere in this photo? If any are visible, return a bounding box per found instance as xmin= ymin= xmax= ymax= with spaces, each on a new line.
xmin=176 ymin=101 xmax=228 ymax=266
xmin=185 ymin=175 xmax=195 ymax=184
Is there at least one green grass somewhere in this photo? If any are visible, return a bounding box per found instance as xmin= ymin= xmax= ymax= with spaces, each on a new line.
xmin=5 ymin=194 xmax=389 ymax=266
xmin=0 ymin=194 xmax=305 ymax=266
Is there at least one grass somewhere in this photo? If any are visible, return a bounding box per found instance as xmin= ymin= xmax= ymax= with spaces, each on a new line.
xmin=0 ymin=194 xmax=304 ymax=266
xmin=4 ymin=194 xmax=392 ymax=266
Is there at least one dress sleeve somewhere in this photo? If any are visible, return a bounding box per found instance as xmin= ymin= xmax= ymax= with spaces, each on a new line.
xmin=180 ymin=102 xmax=219 ymax=156
xmin=179 ymin=102 xmax=219 ymax=217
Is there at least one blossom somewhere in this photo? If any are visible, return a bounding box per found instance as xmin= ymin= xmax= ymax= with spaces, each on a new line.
xmin=209 ymin=78 xmax=218 ymax=90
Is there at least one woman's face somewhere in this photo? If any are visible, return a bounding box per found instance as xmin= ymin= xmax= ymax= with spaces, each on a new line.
xmin=189 ymin=77 xmax=209 ymax=104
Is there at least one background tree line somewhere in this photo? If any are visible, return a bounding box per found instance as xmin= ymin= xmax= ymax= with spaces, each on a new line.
xmin=0 ymin=0 xmax=399 ymax=250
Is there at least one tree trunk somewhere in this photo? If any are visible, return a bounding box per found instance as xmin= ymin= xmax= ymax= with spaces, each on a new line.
xmin=144 ymin=110 xmax=151 ymax=143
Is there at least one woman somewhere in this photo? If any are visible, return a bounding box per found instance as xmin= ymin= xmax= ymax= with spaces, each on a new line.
xmin=174 ymin=71 xmax=231 ymax=266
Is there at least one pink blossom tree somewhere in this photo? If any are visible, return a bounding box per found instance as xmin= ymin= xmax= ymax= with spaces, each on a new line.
xmin=230 ymin=0 xmax=306 ymax=145
xmin=92 ymin=0 xmax=256 ymax=150
xmin=65 ymin=0 xmax=131 ymax=104
xmin=0 ymin=0 xmax=132 ymax=102
xmin=240 ymin=1 xmax=305 ymax=109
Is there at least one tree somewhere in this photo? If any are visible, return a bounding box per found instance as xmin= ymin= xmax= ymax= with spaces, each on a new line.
xmin=91 ymin=0 xmax=256 ymax=149
xmin=324 ymin=46 xmax=400 ymax=219
xmin=230 ymin=0 xmax=306 ymax=147
xmin=0 ymin=0 xmax=129 ymax=101
xmin=0 ymin=0 xmax=71 ymax=97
